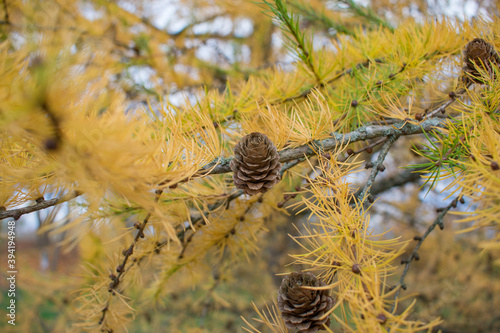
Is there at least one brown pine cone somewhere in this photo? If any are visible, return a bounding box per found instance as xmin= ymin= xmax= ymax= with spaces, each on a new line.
xmin=463 ymin=38 xmax=500 ymax=83
xmin=230 ymin=132 xmax=281 ymax=195
xmin=277 ymin=272 xmax=334 ymax=332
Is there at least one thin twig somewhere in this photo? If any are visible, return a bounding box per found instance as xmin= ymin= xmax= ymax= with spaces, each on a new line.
xmin=270 ymin=48 xmax=451 ymax=110
xmin=273 ymin=58 xmax=385 ymax=106
xmin=340 ymin=137 xmax=387 ymax=163
xmin=178 ymin=157 xmax=304 ymax=258
xmin=365 ymin=165 xmax=425 ymax=196
xmin=94 ymin=157 xmax=309 ymax=323
xmin=178 ymin=191 xmax=261 ymax=260
xmin=357 ymin=135 xmax=399 ymax=201
xmin=0 ymin=192 xmax=82 ymax=221
xmin=424 ymin=87 xmax=468 ymax=119
xmin=390 ymin=196 xmax=462 ymax=314
xmin=139 ymin=155 xmax=307 ymax=267
xmin=99 ymin=189 xmax=163 ymax=327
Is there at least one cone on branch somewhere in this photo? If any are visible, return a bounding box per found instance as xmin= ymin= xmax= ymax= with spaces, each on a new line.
xmin=277 ymin=272 xmax=334 ymax=332
xmin=230 ymin=132 xmax=281 ymax=195
xmin=463 ymin=38 xmax=500 ymax=84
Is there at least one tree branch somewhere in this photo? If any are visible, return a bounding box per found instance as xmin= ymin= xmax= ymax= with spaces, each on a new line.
xmin=178 ymin=157 xmax=305 ymax=251
xmin=424 ymin=85 xmax=470 ymax=119
xmin=0 ymin=117 xmax=449 ymax=223
xmin=368 ymin=166 xmax=424 ymax=196
xmin=197 ymin=117 xmax=447 ymax=177
xmin=98 ymin=157 xmax=305 ymax=327
xmin=357 ymin=135 xmax=398 ymax=200
xmin=99 ymin=189 xmax=163 ymax=327
xmin=390 ymin=196 xmax=462 ymax=313
xmin=0 ymin=192 xmax=82 ymax=221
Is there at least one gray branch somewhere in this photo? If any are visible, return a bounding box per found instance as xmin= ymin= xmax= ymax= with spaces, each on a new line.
xmin=1 ymin=118 xmax=447 ymax=222
xmin=390 ymin=196 xmax=461 ymax=314
xmin=357 ymin=135 xmax=398 ymax=200
xmin=368 ymin=166 xmax=424 ymax=196
xmin=0 ymin=192 xmax=81 ymax=221
xmin=198 ymin=117 xmax=447 ymax=176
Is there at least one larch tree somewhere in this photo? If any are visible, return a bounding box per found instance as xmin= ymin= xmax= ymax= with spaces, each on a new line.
xmin=0 ymin=0 xmax=499 ymax=332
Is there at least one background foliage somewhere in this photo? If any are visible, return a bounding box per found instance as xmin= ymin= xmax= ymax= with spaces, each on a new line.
xmin=0 ymin=0 xmax=499 ymax=332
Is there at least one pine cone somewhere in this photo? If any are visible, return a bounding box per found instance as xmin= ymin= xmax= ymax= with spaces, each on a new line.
xmin=277 ymin=272 xmax=334 ymax=332
xmin=230 ymin=132 xmax=281 ymax=195
xmin=463 ymin=38 xmax=500 ymax=83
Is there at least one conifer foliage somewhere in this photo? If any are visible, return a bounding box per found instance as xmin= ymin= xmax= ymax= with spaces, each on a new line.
xmin=1 ymin=0 xmax=500 ymax=332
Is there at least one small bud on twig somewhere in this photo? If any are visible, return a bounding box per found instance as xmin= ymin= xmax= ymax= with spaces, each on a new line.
xmin=377 ymin=314 xmax=387 ymax=325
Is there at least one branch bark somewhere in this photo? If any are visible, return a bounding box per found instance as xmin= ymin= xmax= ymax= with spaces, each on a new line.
xmin=0 ymin=192 xmax=82 ymax=221
xmin=368 ymin=166 xmax=424 ymax=195
xmin=390 ymin=196 xmax=462 ymax=314
xmin=357 ymin=135 xmax=398 ymax=200
xmin=198 ymin=117 xmax=447 ymax=177
xmin=1 ymin=117 xmax=448 ymax=222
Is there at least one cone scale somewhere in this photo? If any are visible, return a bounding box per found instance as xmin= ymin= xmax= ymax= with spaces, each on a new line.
xmin=277 ymin=272 xmax=334 ymax=332
xmin=230 ymin=132 xmax=282 ymax=195
xmin=463 ymin=38 xmax=500 ymax=83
